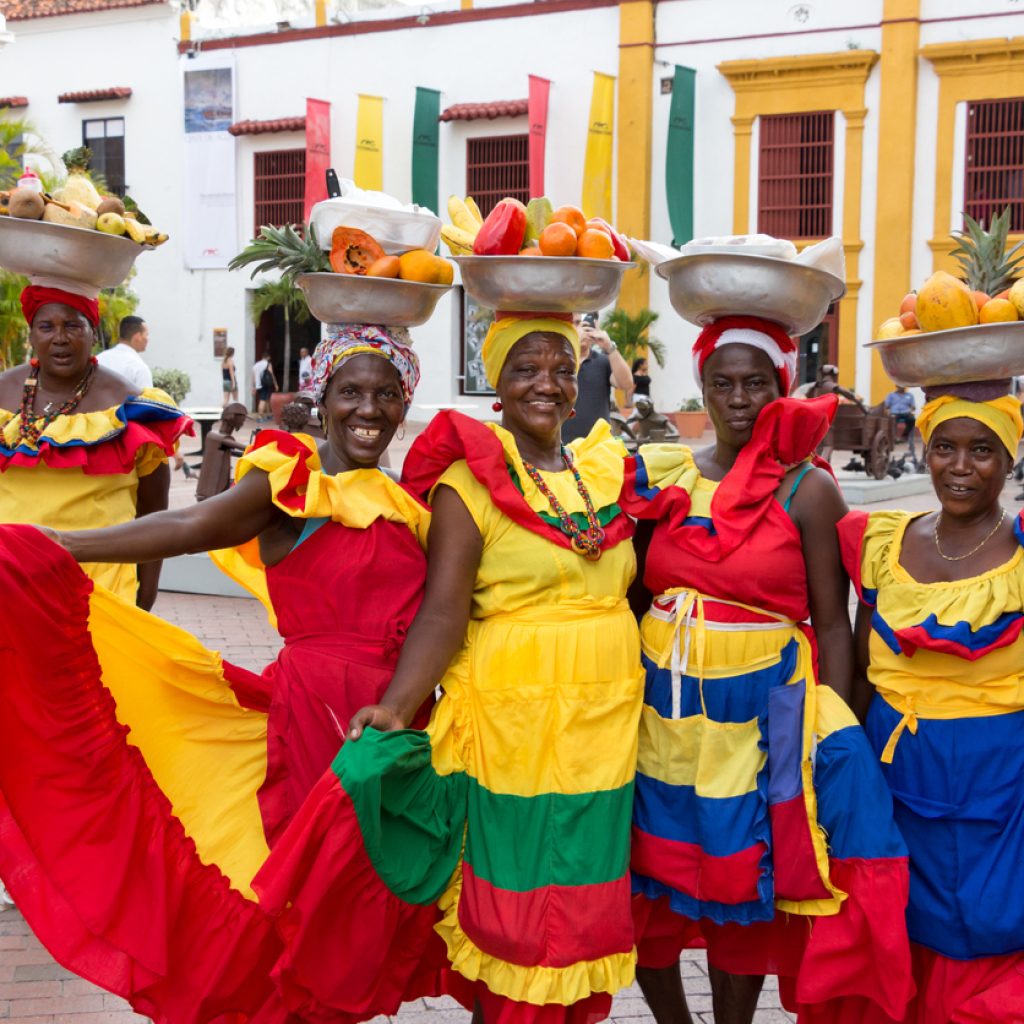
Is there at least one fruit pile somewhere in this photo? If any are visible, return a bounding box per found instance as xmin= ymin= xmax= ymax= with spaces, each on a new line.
xmin=0 ymin=148 xmax=167 ymax=246
xmin=877 ymin=209 xmax=1024 ymax=339
xmin=442 ymin=195 xmax=629 ymax=261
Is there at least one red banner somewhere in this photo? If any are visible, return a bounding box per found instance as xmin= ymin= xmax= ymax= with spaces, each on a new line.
xmin=528 ymin=75 xmax=550 ymax=198
xmin=304 ymin=98 xmax=331 ymax=222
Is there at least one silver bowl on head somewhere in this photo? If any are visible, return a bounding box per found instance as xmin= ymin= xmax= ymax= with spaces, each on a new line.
xmin=0 ymin=217 xmax=152 ymax=298
xmin=295 ymin=273 xmax=452 ymax=327
xmin=453 ymin=255 xmax=634 ymax=313
xmin=656 ymin=252 xmax=846 ymax=336
xmin=866 ymin=322 xmax=1024 ymax=387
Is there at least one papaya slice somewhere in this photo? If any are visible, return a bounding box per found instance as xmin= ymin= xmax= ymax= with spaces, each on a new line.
xmin=329 ymin=226 xmax=386 ymax=275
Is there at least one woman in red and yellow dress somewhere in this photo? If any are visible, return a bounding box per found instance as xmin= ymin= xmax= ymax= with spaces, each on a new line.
xmin=0 ymin=326 xmax=436 ymax=1022
xmin=0 ymin=285 xmax=191 ymax=607
xmin=621 ymin=317 xmax=913 ymax=1024
xmin=840 ymin=389 xmax=1024 ymax=1023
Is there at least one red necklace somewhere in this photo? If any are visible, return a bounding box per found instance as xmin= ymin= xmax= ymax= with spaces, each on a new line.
xmin=15 ymin=358 xmax=97 ymax=449
xmin=520 ymin=447 xmax=605 ymax=560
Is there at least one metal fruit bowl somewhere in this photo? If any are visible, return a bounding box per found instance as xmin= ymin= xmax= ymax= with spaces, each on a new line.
xmin=295 ymin=272 xmax=452 ymax=327
xmin=453 ymin=255 xmax=634 ymax=313
xmin=0 ymin=216 xmax=151 ymax=297
xmin=866 ymin=322 xmax=1024 ymax=387
xmin=656 ymin=252 xmax=846 ymax=336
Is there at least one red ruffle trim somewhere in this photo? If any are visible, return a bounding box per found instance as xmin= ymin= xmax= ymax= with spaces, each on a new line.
xmin=0 ymin=524 xmax=281 ymax=1024
xmin=253 ymin=769 xmax=450 ymax=1022
xmin=633 ymin=855 xmax=914 ymax=1022
xmin=402 ymin=410 xmax=631 ymax=554
xmin=241 ymin=430 xmax=316 ymax=511
xmin=0 ymin=414 xmax=193 ymax=476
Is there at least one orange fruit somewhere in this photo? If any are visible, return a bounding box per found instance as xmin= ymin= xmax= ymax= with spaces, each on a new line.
xmin=899 ymin=292 xmax=917 ymax=315
xmin=899 ymin=310 xmax=919 ymax=330
xmin=585 ymin=218 xmax=612 ymax=237
xmin=549 ymin=206 xmax=586 ymax=237
xmin=539 ymin=222 xmax=578 ymax=257
xmin=366 ymin=255 xmax=400 ymax=278
xmin=576 ymin=228 xmax=615 ymax=260
xmin=398 ymin=249 xmax=454 ymax=284
xmin=994 ymin=288 xmax=1011 ymax=302
xmin=971 ymin=290 xmax=991 ymax=312
xmin=519 ymin=246 xmax=543 ymax=256
xmin=979 ymin=297 xmax=1019 ymax=323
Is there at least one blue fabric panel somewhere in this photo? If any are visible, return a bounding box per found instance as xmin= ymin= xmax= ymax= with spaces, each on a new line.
xmin=871 ymin=609 xmax=903 ymax=655
xmin=766 ymin=679 xmax=804 ymax=804
xmin=681 ymin=516 xmax=716 ymax=535
xmin=914 ymin=610 xmax=1024 ymax=653
xmin=633 ymin=454 xmax=659 ymax=501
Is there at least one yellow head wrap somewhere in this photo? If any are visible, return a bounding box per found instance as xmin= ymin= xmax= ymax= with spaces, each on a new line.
xmin=917 ymin=394 xmax=1023 ymax=458
xmin=481 ymin=316 xmax=581 ymax=389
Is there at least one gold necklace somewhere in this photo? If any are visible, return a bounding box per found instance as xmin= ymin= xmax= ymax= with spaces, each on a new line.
xmin=933 ymin=508 xmax=1006 ymax=562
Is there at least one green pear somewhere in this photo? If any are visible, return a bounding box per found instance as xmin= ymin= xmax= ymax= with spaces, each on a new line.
xmin=524 ymin=197 xmax=554 ymax=245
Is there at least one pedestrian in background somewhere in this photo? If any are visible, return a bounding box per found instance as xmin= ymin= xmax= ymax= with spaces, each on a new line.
xmin=96 ymin=315 xmax=153 ymax=390
xmin=252 ymin=350 xmax=277 ymax=422
xmin=298 ymin=347 xmax=313 ymax=392
xmin=222 ymin=346 xmax=238 ymax=403
xmin=561 ymin=313 xmax=632 ymax=442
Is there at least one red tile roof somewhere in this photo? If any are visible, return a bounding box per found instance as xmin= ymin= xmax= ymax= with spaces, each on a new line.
xmin=439 ymin=99 xmax=529 ymax=122
xmin=58 ymin=87 xmax=132 ymax=103
xmin=1 ymin=0 xmax=164 ymax=20
xmin=228 ymin=117 xmax=306 ymax=137
xmin=0 ymin=97 xmax=28 ymax=108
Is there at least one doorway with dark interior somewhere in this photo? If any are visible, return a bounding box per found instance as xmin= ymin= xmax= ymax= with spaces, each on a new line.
xmin=254 ymin=305 xmax=322 ymax=399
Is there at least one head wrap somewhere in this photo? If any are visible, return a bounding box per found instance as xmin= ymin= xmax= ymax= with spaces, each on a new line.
xmin=481 ymin=313 xmax=580 ymax=389
xmin=307 ymin=324 xmax=420 ymax=411
xmin=692 ymin=315 xmax=798 ymax=395
xmin=20 ymin=285 xmax=100 ymax=328
xmin=917 ymin=394 xmax=1023 ymax=459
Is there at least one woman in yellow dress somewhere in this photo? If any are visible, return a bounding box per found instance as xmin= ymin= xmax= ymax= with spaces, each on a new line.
xmin=0 ymin=285 xmax=190 ymax=607
xmin=840 ymin=389 xmax=1024 ymax=1023
xmin=253 ymin=313 xmax=644 ymax=1024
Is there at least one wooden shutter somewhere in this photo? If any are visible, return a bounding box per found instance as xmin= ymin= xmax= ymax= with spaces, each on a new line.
xmin=466 ymin=135 xmax=530 ymax=217
xmin=965 ymin=98 xmax=1024 ymax=231
xmin=254 ymin=149 xmax=306 ymax=230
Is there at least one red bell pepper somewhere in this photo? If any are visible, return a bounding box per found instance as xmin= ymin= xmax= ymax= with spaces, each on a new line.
xmin=472 ymin=198 xmax=527 ymax=256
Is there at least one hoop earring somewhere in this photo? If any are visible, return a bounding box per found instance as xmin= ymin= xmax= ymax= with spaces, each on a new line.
xmin=491 ymin=400 xmax=503 ymax=412
xmin=568 ymin=408 xmax=577 ymax=418
xmin=396 ymin=425 xmax=406 ymax=441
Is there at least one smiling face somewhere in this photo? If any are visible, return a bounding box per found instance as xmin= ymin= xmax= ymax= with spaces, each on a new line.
xmin=496 ymin=332 xmax=578 ymax=443
xmin=702 ymin=344 xmax=780 ymax=448
xmin=926 ymin=416 xmax=1011 ymax=517
xmin=30 ymin=303 xmax=96 ymax=380
xmin=319 ymin=353 xmax=405 ymax=471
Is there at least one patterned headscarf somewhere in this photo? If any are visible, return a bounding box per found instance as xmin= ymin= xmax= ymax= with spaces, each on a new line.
xmin=481 ymin=313 xmax=580 ymax=389
xmin=306 ymin=324 xmax=420 ymax=412
xmin=692 ymin=315 xmax=798 ymax=395
xmin=917 ymin=394 xmax=1023 ymax=458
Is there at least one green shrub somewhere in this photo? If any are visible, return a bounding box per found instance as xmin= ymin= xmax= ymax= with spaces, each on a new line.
xmin=152 ymin=368 xmax=191 ymax=405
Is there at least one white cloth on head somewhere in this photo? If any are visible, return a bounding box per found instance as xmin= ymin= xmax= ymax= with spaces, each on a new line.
xmin=96 ymin=343 xmax=153 ymax=391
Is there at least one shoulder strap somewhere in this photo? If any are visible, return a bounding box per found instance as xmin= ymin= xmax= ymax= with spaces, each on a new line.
xmin=783 ymin=461 xmax=815 ymax=513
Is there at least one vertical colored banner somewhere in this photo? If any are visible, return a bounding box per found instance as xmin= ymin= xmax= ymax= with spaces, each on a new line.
xmin=304 ymin=97 xmax=331 ymax=222
xmin=665 ymin=66 xmax=696 ymax=247
xmin=582 ymin=72 xmax=615 ymax=221
xmin=528 ymin=75 xmax=550 ymax=198
xmin=411 ymin=86 xmax=441 ymax=213
xmin=354 ymin=94 xmax=383 ymax=191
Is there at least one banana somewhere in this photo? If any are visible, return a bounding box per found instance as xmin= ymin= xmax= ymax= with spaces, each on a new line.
xmin=464 ymin=196 xmax=483 ymax=225
xmin=447 ymin=195 xmax=480 ymax=239
xmin=123 ymin=217 xmax=169 ymax=246
xmin=441 ymin=224 xmax=475 ymax=256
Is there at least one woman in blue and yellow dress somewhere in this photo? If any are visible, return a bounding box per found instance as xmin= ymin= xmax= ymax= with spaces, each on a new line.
xmin=840 ymin=389 xmax=1024 ymax=1023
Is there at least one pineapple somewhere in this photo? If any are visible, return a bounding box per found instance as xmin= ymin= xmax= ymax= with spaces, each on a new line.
xmin=950 ymin=205 xmax=1024 ymax=295
xmin=229 ymin=223 xmax=330 ymax=280
xmin=58 ymin=146 xmax=103 ymax=211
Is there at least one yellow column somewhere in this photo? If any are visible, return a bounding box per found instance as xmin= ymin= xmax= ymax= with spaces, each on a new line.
xmin=179 ymin=6 xmax=192 ymax=41
xmin=838 ymin=109 xmax=867 ymax=386
xmin=315 ymin=0 xmax=327 ymax=27
xmin=616 ymin=0 xmax=655 ymax=314
xmin=730 ymin=116 xmax=755 ymax=235
xmin=869 ymin=0 xmax=920 ymax=402
xmin=461 ymin=0 xmax=474 ymax=8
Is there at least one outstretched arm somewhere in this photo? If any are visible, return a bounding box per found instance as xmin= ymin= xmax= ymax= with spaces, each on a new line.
xmin=793 ymin=469 xmax=854 ymax=702
xmin=134 ymin=461 xmax=170 ymax=611
xmin=348 ymin=483 xmax=482 ymax=738
xmin=55 ymin=470 xmax=280 ymax=566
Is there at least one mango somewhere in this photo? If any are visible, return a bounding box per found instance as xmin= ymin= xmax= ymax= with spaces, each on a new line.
xmin=1008 ymin=278 xmax=1024 ymax=319
xmin=915 ymin=271 xmax=978 ymax=332
xmin=524 ymin=196 xmax=554 ymax=245
xmin=398 ymin=249 xmax=453 ymax=285
xmin=876 ymin=317 xmax=905 ymax=340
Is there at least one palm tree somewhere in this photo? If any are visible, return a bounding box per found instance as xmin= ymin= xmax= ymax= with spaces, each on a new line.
xmin=600 ymin=307 xmax=666 ymax=368
xmin=0 ymin=270 xmax=28 ymax=370
xmin=249 ymin=279 xmax=310 ymax=392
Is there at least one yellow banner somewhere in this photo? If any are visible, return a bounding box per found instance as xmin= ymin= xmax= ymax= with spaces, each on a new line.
xmin=582 ymin=72 xmax=615 ymax=221
xmin=354 ymin=94 xmax=383 ymax=190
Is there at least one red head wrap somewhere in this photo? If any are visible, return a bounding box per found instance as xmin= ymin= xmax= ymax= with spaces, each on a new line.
xmin=20 ymin=286 xmax=100 ymax=328
xmin=692 ymin=315 xmax=798 ymax=396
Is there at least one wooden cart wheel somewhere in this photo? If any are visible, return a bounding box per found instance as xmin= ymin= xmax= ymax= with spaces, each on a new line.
xmin=869 ymin=432 xmax=892 ymax=480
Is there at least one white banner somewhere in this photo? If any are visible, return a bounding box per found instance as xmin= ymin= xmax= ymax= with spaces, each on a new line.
xmin=181 ymin=54 xmax=237 ymax=269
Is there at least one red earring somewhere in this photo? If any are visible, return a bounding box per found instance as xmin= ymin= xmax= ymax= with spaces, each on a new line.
xmin=491 ymin=400 xmax=503 ymax=412
xmin=29 ymin=358 xmax=39 ymax=368
xmin=568 ymin=408 xmax=577 ymax=418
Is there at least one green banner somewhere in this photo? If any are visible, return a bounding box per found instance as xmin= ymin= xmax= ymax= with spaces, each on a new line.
xmin=665 ymin=66 xmax=696 ymax=247
xmin=411 ymin=87 xmax=441 ymax=215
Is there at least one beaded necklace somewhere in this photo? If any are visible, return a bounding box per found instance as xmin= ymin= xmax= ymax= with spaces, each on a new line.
xmin=520 ymin=446 xmax=605 ymax=560
xmin=15 ymin=357 xmax=97 ymax=449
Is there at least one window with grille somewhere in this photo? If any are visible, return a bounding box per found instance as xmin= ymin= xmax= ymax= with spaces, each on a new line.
xmin=83 ymin=118 xmax=125 ymax=196
xmin=466 ymin=135 xmax=529 ymax=218
xmin=757 ymin=111 xmax=834 ymax=239
xmin=965 ymin=98 xmax=1024 ymax=231
xmin=254 ymin=149 xmax=305 ymax=230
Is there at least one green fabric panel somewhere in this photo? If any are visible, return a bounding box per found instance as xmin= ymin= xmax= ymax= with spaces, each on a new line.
xmin=334 ymin=727 xmax=467 ymax=905
xmin=506 ymin=464 xmax=623 ymax=532
xmin=411 ymin=87 xmax=441 ymax=216
xmin=464 ymin=777 xmax=633 ymax=892
xmin=666 ymin=66 xmax=696 ymax=248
